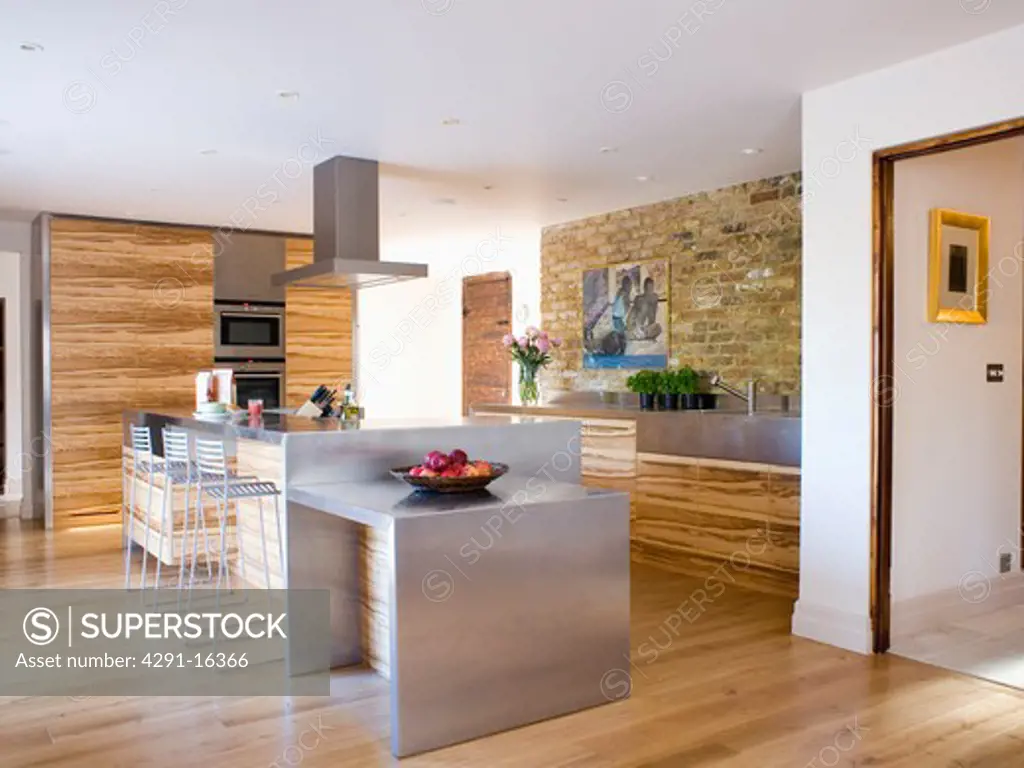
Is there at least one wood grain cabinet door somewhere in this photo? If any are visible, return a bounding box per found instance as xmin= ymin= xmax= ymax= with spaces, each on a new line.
xmin=48 ymin=218 xmax=213 ymax=528
xmin=462 ymin=272 xmax=512 ymax=415
xmin=284 ymin=238 xmax=354 ymax=406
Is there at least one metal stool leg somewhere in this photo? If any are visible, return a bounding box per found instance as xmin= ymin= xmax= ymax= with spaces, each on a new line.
xmin=273 ymin=494 xmax=284 ymax=588
xmin=190 ymin=489 xmax=214 ymax=588
xmin=140 ymin=466 xmax=154 ymax=590
xmin=216 ymin=498 xmax=229 ymax=592
xmin=154 ymin=473 xmax=171 ymax=590
xmin=177 ymin=475 xmax=191 ymax=591
xmin=125 ymin=458 xmax=137 ymax=589
xmin=257 ymin=497 xmax=271 ymax=589
xmin=235 ymin=498 xmax=248 ymax=591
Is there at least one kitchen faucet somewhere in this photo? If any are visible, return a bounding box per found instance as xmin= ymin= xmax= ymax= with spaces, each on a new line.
xmin=710 ymin=375 xmax=758 ymax=416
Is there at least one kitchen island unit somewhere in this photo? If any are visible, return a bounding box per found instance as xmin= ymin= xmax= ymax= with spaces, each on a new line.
xmin=122 ymin=411 xmax=630 ymax=757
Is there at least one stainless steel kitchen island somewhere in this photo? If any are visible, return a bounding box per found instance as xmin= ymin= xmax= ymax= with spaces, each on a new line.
xmin=121 ymin=411 xmax=631 ymax=757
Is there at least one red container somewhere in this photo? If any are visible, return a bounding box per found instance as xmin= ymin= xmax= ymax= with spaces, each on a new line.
xmin=247 ymin=399 xmax=264 ymax=419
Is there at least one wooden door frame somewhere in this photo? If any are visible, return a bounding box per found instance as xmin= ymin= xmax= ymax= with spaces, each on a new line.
xmin=461 ymin=271 xmax=512 ymax=416
xmin=870 ymin=116 xmax=1024 ymax=653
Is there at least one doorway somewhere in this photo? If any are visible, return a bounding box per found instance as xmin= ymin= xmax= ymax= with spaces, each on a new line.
xmin=872 ymin=118 xmax=1024 ymax=683
xmin=462 ymin=272 xmax=512 ymax=415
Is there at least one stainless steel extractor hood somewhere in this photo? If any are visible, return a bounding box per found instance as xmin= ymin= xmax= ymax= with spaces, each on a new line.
xmin=271 ymin=156 xmax=428 ymax=290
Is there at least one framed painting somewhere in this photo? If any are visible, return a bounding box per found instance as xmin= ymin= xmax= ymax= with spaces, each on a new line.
xmin=582 ymin=259 xmax=669 ymax=369
xmin=928 ymin=208 xmax=989 ymax=324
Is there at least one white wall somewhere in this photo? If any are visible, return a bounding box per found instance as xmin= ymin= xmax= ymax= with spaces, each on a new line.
xmin=798 ymin=23 xmax=1024 ymax=653
xmin=892 ymin=138 xmax=1024 ymax=603
xmin=357 ymin=223 xmax=541 ymax=420
xmin=0 ymin=218 xmax=33 ymax=509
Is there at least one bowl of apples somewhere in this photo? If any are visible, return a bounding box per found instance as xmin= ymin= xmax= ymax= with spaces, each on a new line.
xmin=391 ymin=449 xmax=508 ymax=493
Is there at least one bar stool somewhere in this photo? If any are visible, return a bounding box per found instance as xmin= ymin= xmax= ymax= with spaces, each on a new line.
xmin=124 ymin=425 xmax=157 ymax=589
xmin=125 ymin=425 xmax=197 ymax=590
xmin=161 ymin=428 xmax=215 ymax=591
xmin=194 ymin=437 xmax=285 ymax=592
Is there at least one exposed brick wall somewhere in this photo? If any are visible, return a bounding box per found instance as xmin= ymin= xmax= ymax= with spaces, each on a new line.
xmin=540 ymin=173 xmax=801 ymax=395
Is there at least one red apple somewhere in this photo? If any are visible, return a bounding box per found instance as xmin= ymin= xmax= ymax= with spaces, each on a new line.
xmin=409 ymin=466 xmax=424 ymax=477
xmin=441 ymin=467 xmax=462 ymax=478
xmin=448 ymin=448 xmax=469 ymax=466
xmin=420 ymin=468 xmax=439 ymax=478
xmin=424 ymin=450 xmax=449 ymax=472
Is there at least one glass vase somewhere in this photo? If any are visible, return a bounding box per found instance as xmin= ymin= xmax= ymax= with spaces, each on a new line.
xmin=518 ymin=364 xmax=540 ymax=407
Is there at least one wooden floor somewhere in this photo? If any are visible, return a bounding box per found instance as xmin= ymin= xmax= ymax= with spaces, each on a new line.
xmin=892 ymin=601 xmax=1024 ymax=691
xmin=3 ymin=521 xmax=1024 ymax=767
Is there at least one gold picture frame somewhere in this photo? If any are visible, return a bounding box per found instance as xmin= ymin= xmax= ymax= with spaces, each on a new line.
xmin=928 ymin=208 xmax=990 ymax=324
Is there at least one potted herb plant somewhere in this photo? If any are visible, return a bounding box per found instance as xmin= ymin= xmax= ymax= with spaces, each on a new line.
xmin=658 ymin=370 xmax=680 ymax=411
xmin=677 ymin=366 xmax=701 ymax=409
xmin=626 ymin=370 xmax=659 ymax=411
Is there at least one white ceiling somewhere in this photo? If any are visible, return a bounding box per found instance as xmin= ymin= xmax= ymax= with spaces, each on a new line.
xmin=1 ymin=1 xmax=1022 ymax=238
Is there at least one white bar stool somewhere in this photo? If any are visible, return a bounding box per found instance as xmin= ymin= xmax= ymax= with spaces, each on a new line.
xmin=124 ymin=425 xmax=157 ymax=589
xmin=161 ymin=428 xmax=216 ymax=591
xmin=194 ymin=437 xmax=285 ymax=592
xmin=126 ymin=425 xmax=200 ymax=590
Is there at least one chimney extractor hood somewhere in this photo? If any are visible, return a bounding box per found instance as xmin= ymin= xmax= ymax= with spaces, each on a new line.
xmin=271 ymin=156 xmax=428 ymax=290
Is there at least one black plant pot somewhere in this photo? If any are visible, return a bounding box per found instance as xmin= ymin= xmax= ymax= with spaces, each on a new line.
xmin=680 ymin=393 xmax=701 ymax=410
xmin=638 ymin=393 xmax=657 ymax=411
xmin=696 ymin=393 xmax=718 ymax=410
xmin=658 ymin=393 xmax=680 ymax=411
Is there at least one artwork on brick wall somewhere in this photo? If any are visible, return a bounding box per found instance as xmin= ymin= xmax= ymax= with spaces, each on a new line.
xmin=582 ymin=259 xmax=669 ymax=369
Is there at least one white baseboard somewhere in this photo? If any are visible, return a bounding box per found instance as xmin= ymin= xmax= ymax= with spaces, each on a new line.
xmin=0 ymin=495 xmax=24 ymax=518
xmin=891 ymin=572 xmax=1024 ymax=639
xmin=792 ymin=600 xmax=873 ymax=655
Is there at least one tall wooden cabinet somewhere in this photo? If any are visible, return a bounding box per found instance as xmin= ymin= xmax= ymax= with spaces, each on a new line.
xmin=284 ymin=238 xmax=354 ymax=406
xmin=46 ymin=217 xmax=214 ymax=528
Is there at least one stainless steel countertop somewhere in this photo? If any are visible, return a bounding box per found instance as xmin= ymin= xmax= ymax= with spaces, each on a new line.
xmin=289 ymin=475 xmax=621 ymax=528
xmin=472 ymin=403 xmax=801 ymax=467
xmin=123 ymin=409 xmax=560 ymax=445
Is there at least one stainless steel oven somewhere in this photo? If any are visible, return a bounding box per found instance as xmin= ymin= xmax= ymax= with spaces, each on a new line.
xmin=216 ymin=359 xmax=286 ymax=410
xmin=215 ymin=301 xmax=285 ymax=359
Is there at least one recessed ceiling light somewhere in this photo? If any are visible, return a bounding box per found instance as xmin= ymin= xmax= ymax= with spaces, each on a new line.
xmin=556 ymin=197 xmax=569 ymax=203
xmin=276 ymin=90 xmax=300 ymax=101
xmin=19 ymin=42 xmax=44 ymax=52
xmin=741 ymin=148 xmax=763 ymax=155
xmin=434 ymin=197 xmax=457 ymax=206
xmin=635 ymin=175 xmax=651 ymax=182
xmin=482 ymin=184 xmax=493 ymax=191
xmin=199 ymin=148 xmax=218 ymax=156
xmin=442 ymin=118 xmax=461 ymax=126
xmin=599 ymin=146 xmax=618 ymax=154
xmin=398 ymin=212 xmax=408 ymax=218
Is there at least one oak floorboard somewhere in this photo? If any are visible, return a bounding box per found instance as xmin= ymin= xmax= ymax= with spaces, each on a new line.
xmin=2 ymin=520 xmax=1023 ymax=767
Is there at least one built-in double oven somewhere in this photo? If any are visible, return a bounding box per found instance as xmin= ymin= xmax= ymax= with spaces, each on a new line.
xmin=214 ymin=301 xmax=286 ymax=409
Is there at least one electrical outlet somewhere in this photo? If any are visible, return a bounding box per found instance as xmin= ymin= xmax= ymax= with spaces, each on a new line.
xmin=1000 ymin=552 xmax=1012 ymax=574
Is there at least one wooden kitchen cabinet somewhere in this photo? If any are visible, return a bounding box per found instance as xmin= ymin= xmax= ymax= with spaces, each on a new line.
xmin=283 ymin=238 xmax=354 ymax=407
xmin=47 ymin=216 xmax=214 ymax=528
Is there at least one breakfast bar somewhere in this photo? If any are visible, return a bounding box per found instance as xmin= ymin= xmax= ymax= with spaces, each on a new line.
xmin=121 ymin=411 xmax=631 ymax=757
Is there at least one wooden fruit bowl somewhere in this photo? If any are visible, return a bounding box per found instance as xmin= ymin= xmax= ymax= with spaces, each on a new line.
xmin=390 ymin=463 xmax=509 ymax=494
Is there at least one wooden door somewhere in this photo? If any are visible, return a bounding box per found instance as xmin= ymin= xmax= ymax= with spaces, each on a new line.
xmin=462 ymin=273 xmax=512 ymax=415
